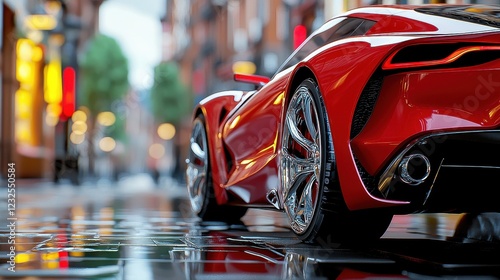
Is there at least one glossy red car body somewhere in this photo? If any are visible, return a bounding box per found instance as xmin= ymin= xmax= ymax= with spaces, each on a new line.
xmin=188 ymin=4 xmax=500 ymax=240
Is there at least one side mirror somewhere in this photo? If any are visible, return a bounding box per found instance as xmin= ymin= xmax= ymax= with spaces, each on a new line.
xmin=234 ymin=73 xmax=270 ymax=87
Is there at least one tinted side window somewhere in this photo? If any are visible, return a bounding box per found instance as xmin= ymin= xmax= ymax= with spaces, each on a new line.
xmin=277 ymin=17 xmax=375 ymax=73
xmin=416 ymin=5 xmax=500 ymax=28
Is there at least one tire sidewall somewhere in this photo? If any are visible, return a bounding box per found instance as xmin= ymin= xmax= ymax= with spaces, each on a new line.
xmin=191 ymin=115 xmax=212 ymax=218
xmin=291 ymin=79 xmax=336 ymax=242
xmin=192 ymin=114 xmax=248 ymax=222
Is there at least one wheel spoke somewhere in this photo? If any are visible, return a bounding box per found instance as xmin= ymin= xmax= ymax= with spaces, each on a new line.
xmin=282 ymin=150 xmax=315 ymax=198
xmin=294 ymin=175 xmax=316 ymax=227
xmin=190 ymin=141 xmax=206 ymax=160
xmin=286 ymin=108 xmax=315 ymax=154
xmin=301 ymin=94 xmax=318 ymax=142
xmin=186 ymin=162 xmax=206 ymax=193
xmin=283 ymin=146 xmax=319 ymax=232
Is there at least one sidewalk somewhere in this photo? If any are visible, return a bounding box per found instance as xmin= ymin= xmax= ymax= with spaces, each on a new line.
xmin=0 ymin=173 xmax=188 ymax=212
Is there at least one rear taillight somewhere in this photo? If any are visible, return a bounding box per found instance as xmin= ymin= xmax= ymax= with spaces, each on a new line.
xmin=382 ymin=44 xmax=500 ymax=70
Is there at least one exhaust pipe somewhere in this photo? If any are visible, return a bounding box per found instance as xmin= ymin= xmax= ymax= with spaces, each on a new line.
xmin=398 ymin=153 xmax=431 ymax=186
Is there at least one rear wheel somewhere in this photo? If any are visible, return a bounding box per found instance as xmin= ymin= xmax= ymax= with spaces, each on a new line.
xmin=281 ymin=78 xmax=392 ymax=243
xmin=186 ymin=114 xmax=247 ymax=222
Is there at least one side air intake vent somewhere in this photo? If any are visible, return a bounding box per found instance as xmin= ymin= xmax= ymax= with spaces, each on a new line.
xmin=350 ymin=75 xmax=383 ymax=139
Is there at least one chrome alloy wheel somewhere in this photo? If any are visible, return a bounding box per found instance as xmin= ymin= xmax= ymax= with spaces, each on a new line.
xmin=186 ymin=118 xmax=208 ymax=214
xmin=281 ymin=85 xmax=324 ymax=235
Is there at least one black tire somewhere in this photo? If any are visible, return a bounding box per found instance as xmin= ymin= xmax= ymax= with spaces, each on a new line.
xmin=186 ymin=114 xmax=247 ymax=223
xmin=281 ymin=78 xmax=392 ymax=244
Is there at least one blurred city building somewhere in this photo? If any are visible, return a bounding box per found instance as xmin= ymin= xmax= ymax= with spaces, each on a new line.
xmin=162 ymin=0 xmax=499 ymax=100
xmin=1 ymin=0 xmax=102 ymax=181
xmin=2 ymin=0 xmax=500 ymax=183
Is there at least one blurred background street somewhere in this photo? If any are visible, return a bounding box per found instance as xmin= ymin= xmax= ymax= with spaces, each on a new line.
xmin=1 ymin=0 xmax=500 ymax=279
xmin=3 ymin=0 xmax=499 ymax=187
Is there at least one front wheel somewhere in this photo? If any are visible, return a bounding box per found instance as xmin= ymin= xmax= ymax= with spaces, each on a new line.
xmin=186 ymin=114 xmax=247 ymax=223
xmin=280 ymin=78 xmax=392 ymax=243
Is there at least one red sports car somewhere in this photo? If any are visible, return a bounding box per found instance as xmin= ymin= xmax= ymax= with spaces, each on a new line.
xmin=186 ymin=4 xmax=500 ymax=243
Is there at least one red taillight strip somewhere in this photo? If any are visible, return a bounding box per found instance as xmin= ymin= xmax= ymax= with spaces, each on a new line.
xmin=382 ymin=45 xmax=500 ymax=70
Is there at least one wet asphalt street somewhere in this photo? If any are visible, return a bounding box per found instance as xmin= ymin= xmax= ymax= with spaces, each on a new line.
xmin=1 ymin=174 xmax=500 ymax=280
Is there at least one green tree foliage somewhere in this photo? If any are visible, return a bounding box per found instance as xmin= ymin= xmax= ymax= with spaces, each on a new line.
xmin=150 ymin=62 xmax=190 ymax=125
xmin=79 ymin=34 xmax=129 ymax=113
xmin=79 ymin=33 xmax=129 ymax=140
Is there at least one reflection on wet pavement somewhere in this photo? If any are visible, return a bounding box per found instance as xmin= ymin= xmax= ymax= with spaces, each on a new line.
xmin=1 ymin=176 xmax=499 ymax=279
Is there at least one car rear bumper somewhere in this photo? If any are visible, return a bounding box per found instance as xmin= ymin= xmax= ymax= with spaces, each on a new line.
xmin=377 ymin=130 xmax=500 ymax=213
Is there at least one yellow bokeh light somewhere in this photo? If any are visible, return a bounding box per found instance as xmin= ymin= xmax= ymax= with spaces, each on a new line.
xmin=15 ymin=122 xmax=30 ymax=143
xmin=32 ymin=45 xmax=43 ymax=62
xmin=70 ymin=132 xmax=85 ymax=145
xmin=72 ymin=121 xmax=87 ymax=135
xmin=157 ymin=123 xmax=176 ymax=140
xmin=232 ymin=61 xmax=257 ymax=75
xmin=97 ymin=111 xmax=116 ymax=126
xmin=45 ymin=1 xmax=62 ymax=15
xmin=72 ymin=110 xmax=87 ymax=122
xmin=42 ymin=252 xmax=59 ymax=261
xmin=71 ymin=205 xmax=86 ymax=221
xmin=44 ymin=59 xmax=62 ymax=104
xmin=70 ymin=251 xmax=85 ymax=257
xmin=99 ymin=137 xmax=116 ymax=152
xmin=149 ymin=143 xmax=165 ymax=159
xmin=15 ymin=89 xmax=32 ymax=119
xmin=43 ymin=261 xmax=59 ymax=270
xmin=15 ymin=252 xmax=33 ymax=264
xmin=45 ymin=113 xmax=59 ymax=126
xmin=25 ymin=14 xmax=58 ymax=30
xmin=16 ymin=61 xmax=33 ymax=83
xmin=46 ymin=103 xmax=62 ymax=116
xmin=17 ymin=39 xmax=34 ymax=60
